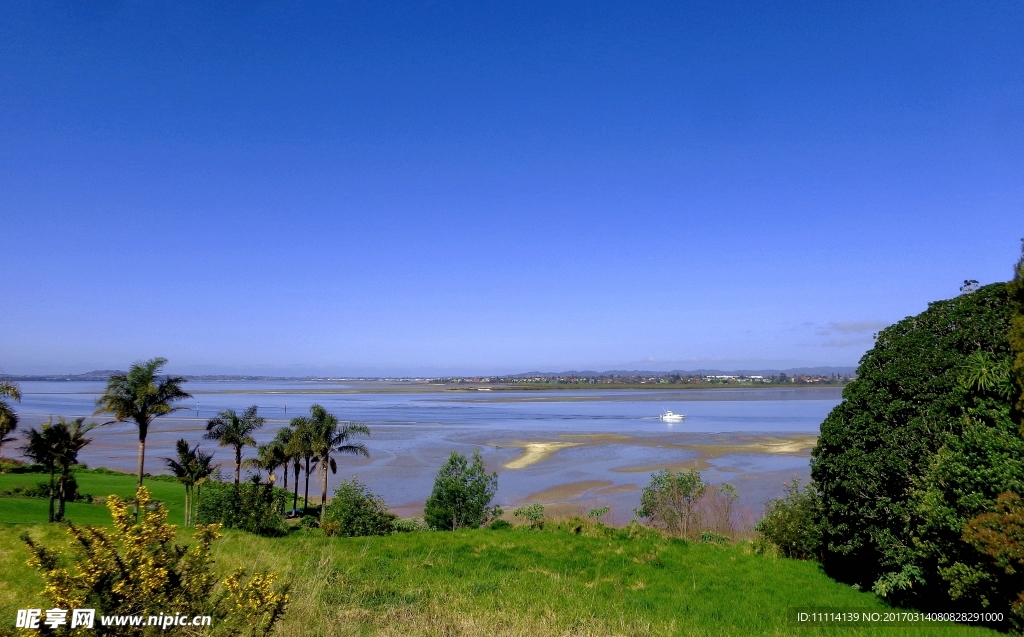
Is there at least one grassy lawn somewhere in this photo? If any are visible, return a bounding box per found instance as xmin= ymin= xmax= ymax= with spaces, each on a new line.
xmin=0 ymin=514 xmax=1002 ymax=636
xmin=0 ymin=469 xmax=187 ymax=526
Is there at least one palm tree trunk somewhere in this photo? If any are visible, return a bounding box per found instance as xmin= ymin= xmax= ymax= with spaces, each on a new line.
xmin=48 ymin=469 xmax=55 ymax=523
xmin=283 ymin=464 xmax=288 ymax=490
xmin=292 ymin=463 xmax=299 ymax=511
xmin=234 ymin=446 xmax=242 ymax=485
xmin=303 ymin=458 xmax=311 ymax=510
xmin=136 ymin=436 xmax=146 ymax=522
xmin=320 ymin=456 xmax=329 ymax=523
xmin=57 ymin=468 xmax=68 ymax=521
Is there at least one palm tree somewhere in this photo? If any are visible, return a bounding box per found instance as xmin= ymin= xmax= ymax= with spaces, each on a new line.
xmin=305 ymin=404 xmax=370 ymax=522
xmin=248 ymin=439 xmax=287 ymax=486
xmin=95 ymin=358 xmax=191 ymax=520
xmin=189 ymin=447 xmax=216 ymax=525
xmin=272 ymin=427 xmax=293 ymax=492
xmin=0 ymin=380 xmax=21 ymax=455
xmin=51 ymin=418 xmax=98 ymax=522
xmin=164 ymin=439 xmax=197 ymax=526
xmin=281 ymin=425 xmax=303 ymax=512
xmin=287 ymin=416 xmax=319 ymax=510
xmin=205 ymin=405 xmax=264 ymax=484
xmin=21 ymin=419 xmax=61 ymax=522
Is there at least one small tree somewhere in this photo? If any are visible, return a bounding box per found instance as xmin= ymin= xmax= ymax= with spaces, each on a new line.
xmin=51 ymin=417 xmax=98 ymax=521
xmin=22 ymin=486 xmax=288 ymax=636
xmin=513 ymin=503 xmax=545 ymax=529
xmin=636 ymin=468 xmax=707 ymax=539
xmin=323 ymin=477 xmax=396 ymax=537
xmin=424 ymin=449 xmax=500 ymax=531
xmin=249 ymin=439 xmax=288 ymax=487
xmin=162 ymin=439 xmax=214 ymax=527
xmin=205 ymin=405 xmax=265 ymax=485
xmin=20 ymin=420 xmax=60 ymax=522
xmin=755 ymin=478 xmax=821 ymax=559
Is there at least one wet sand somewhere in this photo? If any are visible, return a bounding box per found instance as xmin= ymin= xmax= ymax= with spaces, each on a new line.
xmin=9 ymin=382 xmax=834 ymax=523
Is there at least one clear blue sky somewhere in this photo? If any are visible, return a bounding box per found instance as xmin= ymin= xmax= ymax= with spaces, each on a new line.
xmin=1 ymin=2 xmax=1021 ymax=376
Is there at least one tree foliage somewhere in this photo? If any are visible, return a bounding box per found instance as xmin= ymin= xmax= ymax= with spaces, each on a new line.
xmin=0 ymin=379 xmax=21 ymax=454
xmin=22 ymin=486 xmax=288 ymax=636
xmin=636 ymin=469 xmax=707 ymax=539
xmin=811 ymin=282 xmax=1016 ymax=602
xmin=205 ymin=406 xmax=265 ymax=485
xmin=323 ymin=477 xmax=396 ymax=537
xmin=20 ymin=417 xmax=97 ymax=522
xmin=195 ymin=481 xmax=288 ymax=537
xmin=755 ymin=478 xmax=821 ymax=560
xmin=302 ymin=404 xmax=369 ymax=522
xmin=162 ymin=439 xmax=215 ymax=527
xmin=424 ymin=449 xmax=500 ymax=531
xmin=95 ymin=359 xmax=191 ymax=510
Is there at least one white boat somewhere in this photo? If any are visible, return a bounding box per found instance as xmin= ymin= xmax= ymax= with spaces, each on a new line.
xmin=659 ymin=410 xmax=685 ymax=422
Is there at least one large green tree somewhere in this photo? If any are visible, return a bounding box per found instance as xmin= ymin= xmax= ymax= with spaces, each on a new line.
xmin=95 ymin=358 xmax=191 ymax=516
xmin=205 ymin=405 xmax=265 ymax=484
xmin=811 ymin=283 xmax=1015 ymax=599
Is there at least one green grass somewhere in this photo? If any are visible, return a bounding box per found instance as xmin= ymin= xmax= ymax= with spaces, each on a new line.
xmin=0 ymin=471 xmax=1002 ymax=636
xmin=0 ymin=469 xmax=187 ymax=526
xmin=1 ymin=517 xmax=999 ymax=636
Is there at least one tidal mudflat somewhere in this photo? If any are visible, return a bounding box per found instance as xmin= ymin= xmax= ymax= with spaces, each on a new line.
xmin=11 ymin=381 xmax=840 ymax=523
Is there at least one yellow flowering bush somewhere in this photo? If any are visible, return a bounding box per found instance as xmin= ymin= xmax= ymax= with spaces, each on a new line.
xmin=22 ymin=486 xmax=288 ymax=636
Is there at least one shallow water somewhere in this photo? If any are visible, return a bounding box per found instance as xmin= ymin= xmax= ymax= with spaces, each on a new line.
xmin=9 ymin=381 xmax=841 ymax=521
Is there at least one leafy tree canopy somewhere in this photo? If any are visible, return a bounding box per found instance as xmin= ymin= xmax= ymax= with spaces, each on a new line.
xmin=424 ymin=449 xmax=500 ymax=531
xmin=811 ymin=282 xmax=1014 ymax=594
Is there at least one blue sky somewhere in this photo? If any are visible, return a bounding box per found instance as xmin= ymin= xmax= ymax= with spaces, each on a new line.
xmin=1 ymin=1 xmax=1021 ymax=376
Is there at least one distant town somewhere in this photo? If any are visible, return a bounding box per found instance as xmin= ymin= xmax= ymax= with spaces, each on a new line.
xmin=431 ymin=371 xmax=852 ymax=388
xmin=1 ymin=369 xmax=854 ymax=388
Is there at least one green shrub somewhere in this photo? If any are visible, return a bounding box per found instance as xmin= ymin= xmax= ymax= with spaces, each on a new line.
xmin=424 ymin=449 xmax=501 ymax=530
xmin=22 ymin=487 xmax=288 ymax=637
xmin=489 ymin=519 xmax=512 ymax=530
xmin=195 ymin=481 xmax=287 ymax=537
xmin=513 ymin=503 xmax=545 ymax=529
xmin=755 ymin=478 xmax=821 ymax=560
xmin=588 ymin=506 xmax=610 ymax=520
xmin=393 ymin=517 xmax=429 ymax=533
xmin=323 ymin=477 xmax=396 ymax=537
xmin=300 ymin=515 xmax=319 ymax=529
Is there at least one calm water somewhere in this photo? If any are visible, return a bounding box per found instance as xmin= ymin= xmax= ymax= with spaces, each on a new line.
xmin=9 ymin=381 xmax=842 ymax=521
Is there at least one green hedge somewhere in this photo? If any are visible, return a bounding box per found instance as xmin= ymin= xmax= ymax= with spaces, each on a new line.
xmin=195 ymin=481 xmax=288 ymax=537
